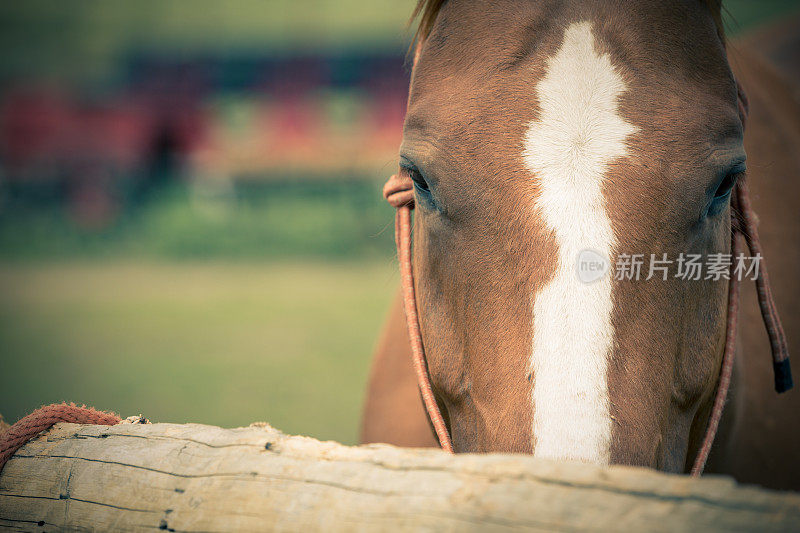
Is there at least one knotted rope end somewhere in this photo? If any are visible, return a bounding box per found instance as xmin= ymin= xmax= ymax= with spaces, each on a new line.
xmin=774 ymin=359 xmax=794 ymax=393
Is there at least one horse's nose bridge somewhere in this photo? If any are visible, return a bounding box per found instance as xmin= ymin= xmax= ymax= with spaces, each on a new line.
xmin=522 ymin=21 xmax=637 ymax=464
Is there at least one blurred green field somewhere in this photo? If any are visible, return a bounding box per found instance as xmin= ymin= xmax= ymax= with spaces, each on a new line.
xmin=0 ymin=260 xmax=397 ymax=443
xmin=1 ymin=0 xmax=797 ymax=84
xmin=0 ymin=0 xmax=418 ymax=84
xmin=0 ymin=180 xmax=397 ymax=260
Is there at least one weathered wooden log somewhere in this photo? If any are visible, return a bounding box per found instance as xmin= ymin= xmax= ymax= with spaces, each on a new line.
xmin=1 ymin=422 xmax=798 ymax=532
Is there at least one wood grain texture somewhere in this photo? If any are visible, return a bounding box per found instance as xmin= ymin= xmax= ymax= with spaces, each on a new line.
xmin=1 ymin=422 xmax=799 ymax=532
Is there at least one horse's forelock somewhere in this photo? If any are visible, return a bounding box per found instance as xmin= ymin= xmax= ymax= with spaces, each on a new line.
xmin=410 ymin=0 xmax=447 ymax=46
xmin=410 ymin=0 xmax=727 ymax=47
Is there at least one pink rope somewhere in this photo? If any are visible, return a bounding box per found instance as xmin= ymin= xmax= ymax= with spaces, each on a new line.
xmin=384 ymin=174 xmax=453 ymax=453
xmin=0 ymin=403 xmax=121 ymax=474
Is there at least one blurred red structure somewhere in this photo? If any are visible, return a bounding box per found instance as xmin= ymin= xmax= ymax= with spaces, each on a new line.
xmin=0 ymin=51 xmax=410 ymax=200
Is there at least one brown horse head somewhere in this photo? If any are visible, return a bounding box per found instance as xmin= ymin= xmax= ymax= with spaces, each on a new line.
xmin=400 ymin=0 xmax=746 ymax=470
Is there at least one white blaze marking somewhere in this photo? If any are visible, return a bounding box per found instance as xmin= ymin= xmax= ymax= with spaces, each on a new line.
xmin=523 ymin=21 xmax=637 ymax=464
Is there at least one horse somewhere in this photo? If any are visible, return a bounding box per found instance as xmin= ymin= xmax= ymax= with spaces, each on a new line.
xmin=360 ymin=0 xmax=800 ymax=491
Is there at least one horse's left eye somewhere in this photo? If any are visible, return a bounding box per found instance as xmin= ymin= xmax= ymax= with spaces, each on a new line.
xmin=706 ymin=165 xmax=744 ymax=217
xmin=713 ymin=171 xmax=739 ymax=200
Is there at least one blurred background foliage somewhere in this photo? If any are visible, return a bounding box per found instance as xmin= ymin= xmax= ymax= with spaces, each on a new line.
xmin=0 ymin=0 xmax=798 ymax=444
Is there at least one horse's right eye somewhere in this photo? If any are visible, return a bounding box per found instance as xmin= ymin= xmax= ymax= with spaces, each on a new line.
xmin=399 ymin=158 xmax=437 ymax=209
xmin=408 ymin=167 xmax=430 ymax=192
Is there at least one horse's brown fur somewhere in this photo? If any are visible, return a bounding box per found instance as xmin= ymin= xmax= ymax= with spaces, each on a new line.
xmin=702 ymin=42 xmax=800 ymax=490
xmin=361 ymin=1 xmax=800 ymax=490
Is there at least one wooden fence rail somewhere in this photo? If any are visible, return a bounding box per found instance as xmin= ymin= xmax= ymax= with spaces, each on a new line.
xmin=1 ymin=422 xmax=799 ymax=531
